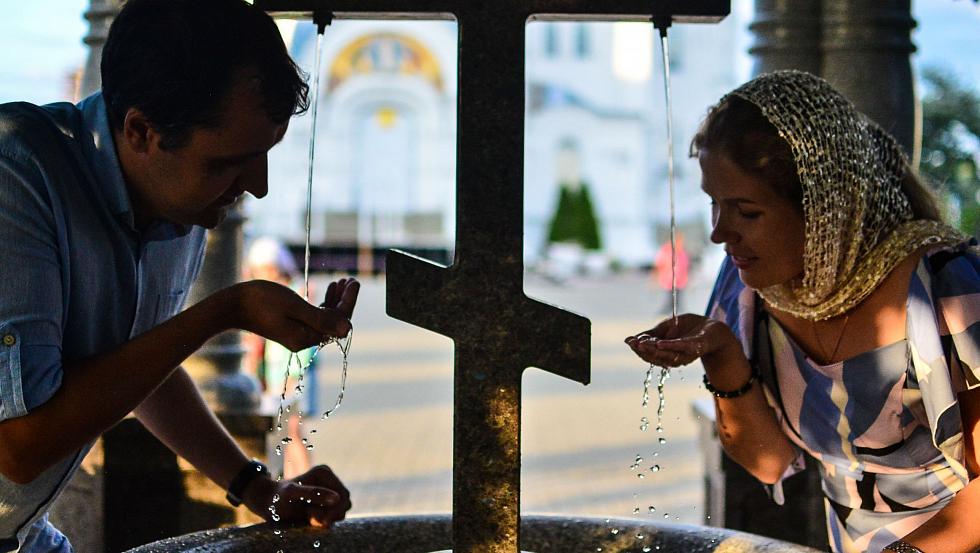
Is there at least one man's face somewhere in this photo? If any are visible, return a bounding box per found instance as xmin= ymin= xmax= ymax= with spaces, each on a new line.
xmin=139 ymin=77 xmax=288 ymax=229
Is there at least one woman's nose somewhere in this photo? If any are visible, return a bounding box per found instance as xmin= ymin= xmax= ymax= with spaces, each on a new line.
xmin=710 ymin=213 xmax=737 ymax=245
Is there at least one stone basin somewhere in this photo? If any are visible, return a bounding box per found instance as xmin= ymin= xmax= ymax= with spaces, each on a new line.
xmin=124 ymin=514 xmax=823 ymax=552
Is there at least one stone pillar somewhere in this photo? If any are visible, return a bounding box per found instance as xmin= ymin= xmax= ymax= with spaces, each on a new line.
xmin=750 ymin=0 xmax=918 ymax=157
xmin=183 ymin=199 xmax=262 ymax=413
xmin=79 ymin=0 xmax=125 ymax=97
xmin=749 ymin=0 xmax=822 ymax=76
xmin=821 ymin=0 xmax=917 ymax=156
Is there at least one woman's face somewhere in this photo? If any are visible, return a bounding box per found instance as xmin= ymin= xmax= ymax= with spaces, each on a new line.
xmin=700 ymin=149 xmax=806 ymax=289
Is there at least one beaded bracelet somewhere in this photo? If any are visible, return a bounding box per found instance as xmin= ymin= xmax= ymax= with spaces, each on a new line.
xmin=882 ymin=540 xmax=924 ymax=553
xmin=702 ymin=365 xmax=760 ymax=399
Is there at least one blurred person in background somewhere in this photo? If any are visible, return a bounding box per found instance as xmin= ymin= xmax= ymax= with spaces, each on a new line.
xmin=651 ymin=232 xmax=690 ymax=315
xmin=243 ymin=237 xmax=319 ymax=478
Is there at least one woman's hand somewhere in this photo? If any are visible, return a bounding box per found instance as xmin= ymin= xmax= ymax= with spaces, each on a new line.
xmin=625 ymin=314 xmax=739 ymax=368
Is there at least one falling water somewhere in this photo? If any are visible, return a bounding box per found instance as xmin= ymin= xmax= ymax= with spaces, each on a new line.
xmin=273 ymin=21 xmax=352 ymax=482
xmin=660 ymin=30 xmax=678 ymax=324
xmin=639 ymin=26 xmax=677 ymax=435
xmin=303 ymin=30 xmax=325 ymax=300
xmin=633 ymin=21 xmax=677 ymax=522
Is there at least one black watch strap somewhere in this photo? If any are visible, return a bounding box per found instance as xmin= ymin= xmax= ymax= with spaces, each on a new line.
xmin=226 ymin=459 xmax=270 ymax=507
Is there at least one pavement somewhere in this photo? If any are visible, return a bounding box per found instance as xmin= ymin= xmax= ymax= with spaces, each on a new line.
xmin=277 ymin=269 xmax=717 ymax=525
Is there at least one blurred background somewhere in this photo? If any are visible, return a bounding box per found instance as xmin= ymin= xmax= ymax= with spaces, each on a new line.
xmin=1 ymin=0 xmax=978 ymax=529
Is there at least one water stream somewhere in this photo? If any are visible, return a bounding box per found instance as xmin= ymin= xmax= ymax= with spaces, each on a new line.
xmin=632 ymin=23 xmax=677 ymax=527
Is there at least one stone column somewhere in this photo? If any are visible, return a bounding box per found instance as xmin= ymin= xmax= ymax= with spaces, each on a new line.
xmin=749 ymin=0 xmax=822 ymax=76
xmin=821 ymin=0 xmax=918 ymax=157
xmin=79 ymin=0 xmax=125 ymax=97
xmin=750 ymin=0 xmax=918 ymax=157
xmin=183 ymin=199 xmax=261 ymax=413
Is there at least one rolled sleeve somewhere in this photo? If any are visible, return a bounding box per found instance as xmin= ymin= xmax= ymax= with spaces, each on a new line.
xmin=0 ymin=324 xmax=26 ymax=420
xmin=0 ymin=153 xmax=65 ymax=421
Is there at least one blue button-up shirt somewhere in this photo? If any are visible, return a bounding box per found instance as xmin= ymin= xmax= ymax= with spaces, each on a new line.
xmin=0 ymin=94 xmax=207 ymax=552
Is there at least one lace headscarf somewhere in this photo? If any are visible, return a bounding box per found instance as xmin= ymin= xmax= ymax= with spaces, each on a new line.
xmin=722 ymin=70 xmax=967 ymax=320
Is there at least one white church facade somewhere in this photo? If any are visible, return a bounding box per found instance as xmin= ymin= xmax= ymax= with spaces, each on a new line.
xmin=248 ymin=15 xmax=744 ymax=270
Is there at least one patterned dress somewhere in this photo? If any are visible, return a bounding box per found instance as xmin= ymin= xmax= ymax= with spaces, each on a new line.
xmin=707 ymin=244 xmax=980 ymax=553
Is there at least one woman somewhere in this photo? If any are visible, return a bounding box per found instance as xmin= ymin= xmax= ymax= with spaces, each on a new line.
xmin=626 ymin=71 xmax=979 ymax=553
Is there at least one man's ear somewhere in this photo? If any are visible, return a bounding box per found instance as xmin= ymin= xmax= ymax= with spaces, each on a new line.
xmin=120 ymin=108 xmax=158 ymax=154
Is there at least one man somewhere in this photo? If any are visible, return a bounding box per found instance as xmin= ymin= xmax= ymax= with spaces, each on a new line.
xmin=0 ymin=0 xmax=358 ymax=551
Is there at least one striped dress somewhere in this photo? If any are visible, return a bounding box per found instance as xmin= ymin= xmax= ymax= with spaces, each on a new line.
xmin=706 ymin=244 xmax=980 ymax=553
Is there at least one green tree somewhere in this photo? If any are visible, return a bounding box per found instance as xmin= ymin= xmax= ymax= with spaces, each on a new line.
xmin=546 ymin=182 xmax=602 ymax=251
xmin=919 ymin=67 xmax=980 ymax=236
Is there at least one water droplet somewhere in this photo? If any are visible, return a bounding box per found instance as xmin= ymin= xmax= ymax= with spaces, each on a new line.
xmin=610 ymin=528 xmax=620 ymax=535
xmin=272 ymin=494 xmax=280 ymax=503
xmin=313 ymin=540 xmax=321 ymax=548
xmin=637 ymin=473 xmax=645 ymax=479
xmin=633 ymin=507 xmax=641 ymax=515
xmin=707 ymin=515 xmax=712 ymax=520
xmin=639 ymin=416 xmax=650 ymax=432
xmin=650 ymin=464 xmax=661 ymax=472
xmin=648 ymin=506 xmax=656 ymax=513
xmin=271 ymin=513 xmax=281 ymax=522
xmin=643 ymin=547 xmax=652 ymax=553
xmin=306 ymin=444 xmax=315 ymax=450
xmin=658 ymin=437 xmax=667 ymax=444
xmin=273 ymin=529 xmax=282 ymax=536
xmin=636 ymin=533 xmax=645 ymax=539
xmin=310 ymin=428 xmax=318 ymax=434
xmin=281 ymin=437 xmax=293 ymax=445
xmin=274 ymin=445 xmax=283 ymax=456
xmin=662 ymin=513 xmax=669 ymax=519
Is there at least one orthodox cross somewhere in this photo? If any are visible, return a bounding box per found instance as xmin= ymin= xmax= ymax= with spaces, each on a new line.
xmin=257 ymin=2 xmax=728 ymax=552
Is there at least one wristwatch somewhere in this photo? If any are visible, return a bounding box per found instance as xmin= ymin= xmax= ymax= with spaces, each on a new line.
xmin=225 ymin=459 xmax=270 ymax=507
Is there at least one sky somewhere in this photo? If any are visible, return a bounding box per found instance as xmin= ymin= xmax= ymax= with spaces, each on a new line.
xmin=0 ymin=0 xmax=977 ymax=106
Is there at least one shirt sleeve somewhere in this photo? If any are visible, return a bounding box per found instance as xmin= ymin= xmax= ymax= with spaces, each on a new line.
xmin=0 ymin=153 xmax=65 ymax=422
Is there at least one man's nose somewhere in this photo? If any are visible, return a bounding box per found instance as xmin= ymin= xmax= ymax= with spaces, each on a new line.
xmin=241 ymin=155 xmax=269 ymax=199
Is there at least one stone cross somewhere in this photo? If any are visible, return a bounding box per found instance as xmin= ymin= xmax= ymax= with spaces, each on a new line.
xmin=257 ymin=2 xmax=728 ymax=551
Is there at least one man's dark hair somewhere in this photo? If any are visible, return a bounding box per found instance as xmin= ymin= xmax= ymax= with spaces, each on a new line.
xmin=101 ymin=0 xmax=309 ymax=150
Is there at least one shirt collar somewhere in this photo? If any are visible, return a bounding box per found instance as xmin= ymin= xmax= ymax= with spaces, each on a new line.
xmin=77 ymin=92 xmax=192 ymax=239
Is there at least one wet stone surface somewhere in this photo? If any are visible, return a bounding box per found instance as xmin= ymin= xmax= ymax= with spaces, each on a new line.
xmin=125 ymin=515 xmax=823 ymax=553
